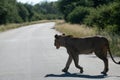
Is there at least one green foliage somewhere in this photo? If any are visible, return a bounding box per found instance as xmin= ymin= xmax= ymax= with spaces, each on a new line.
xmin=57 ymin=0 xmax=120 ymax=56
xmin=58 ymin=0 xmax=91 ymax=21
xmin=31 ymin=13 xmax=43 ymax=21
xmin=17 ymin=3 xmax=29 ymax=22
xmin=33 ymin=2 xmax=63 ymax=20
xmin=84 ymin=2 xmax=120 ymax=33
xmin=104 ymin=25 xmax=119 ymax=33
xmin=57 ymin=0 xmax=113 ymax=21
xmin=0 ymin=0 xmax=63 ymax=25
xmin=92 ymin=0 xmax=114 ymax=7
xmin=67 ymin=6 xmax=90 ymax=24
xmin=0 ymin=0 xmax=22 ymax=24
xmin=0 ymin=6 xmax=7 ymax=24
xmin=58 ymin=0 xmax=120 ymax=33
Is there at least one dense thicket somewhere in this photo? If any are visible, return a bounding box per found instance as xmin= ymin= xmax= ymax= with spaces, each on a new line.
xmin=0 ymin=0 xmax=62 ymax=24
xmin=58 ymin=0 xmax=120 ymax=33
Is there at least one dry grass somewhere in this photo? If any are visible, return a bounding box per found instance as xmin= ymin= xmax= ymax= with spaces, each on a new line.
xmin=0 ymin=20 xmax=58 ymax=32
xmin=0 ymin=24 xmax=20 ymax=32
xmin=55 ymin=23 xmax=97 ymax=37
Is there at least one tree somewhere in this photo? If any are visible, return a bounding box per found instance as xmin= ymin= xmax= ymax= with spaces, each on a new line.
xmin=67 ymin=6 xmax=90 ymax=24
xmin=0 ymin=6 xmax=7 ymax=24
xmin=84 ymin=1 xmax=120 ymax=33
xmin=0 ymin=0 xmax=22 ymax=24
xmin=92 ymin=0 xmax=114 ymax=7
xmin=57 ymin=0 xmax=93 ymax=21
xmin=24 ymin=3 xmax=34 ymax=21
xmin=33 ymin=2 xmax=63 ymax=20
xmin=17 ymin=2 xmax=29 ymax=22
xmin=0 ymin=0 xmax=63 ymax=24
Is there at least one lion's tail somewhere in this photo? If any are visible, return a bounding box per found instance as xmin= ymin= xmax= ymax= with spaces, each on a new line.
xmin=104 ymin=37 xmax=120 ymax=64
xmin=108 ymin=47 xmax=120 ymax=64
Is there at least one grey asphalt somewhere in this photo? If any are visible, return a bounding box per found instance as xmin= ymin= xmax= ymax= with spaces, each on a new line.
xmin=0 ymin=22 xmax=120 ymax=80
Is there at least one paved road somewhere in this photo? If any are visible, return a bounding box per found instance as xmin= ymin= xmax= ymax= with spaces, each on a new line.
xmin=0 ymin=22 xmax=120 ymax=80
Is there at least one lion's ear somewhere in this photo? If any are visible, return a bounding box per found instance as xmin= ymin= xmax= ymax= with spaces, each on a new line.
xmin=62 ymin=33 xmax=65 ymax=36
xmin=55 ymin=34 xmax=59 ymax=39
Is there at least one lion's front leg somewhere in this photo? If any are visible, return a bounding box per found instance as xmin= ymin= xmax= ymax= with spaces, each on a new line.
xmin=72 ymin=54 xmax=83 ymax=73
xmin=62 ymin=55 xmax=72 ymax=72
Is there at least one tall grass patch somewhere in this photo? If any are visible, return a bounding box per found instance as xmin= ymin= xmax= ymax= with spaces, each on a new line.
xmin=55 ymin=23 xmax=96 ymax=37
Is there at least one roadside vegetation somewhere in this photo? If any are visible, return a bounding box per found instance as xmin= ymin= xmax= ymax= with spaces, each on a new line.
xmin=0 ymin=20 xmax=57 ymax=32
xmin=0 ymin=0 xmax=63 ymax=31
xmin=55 ymin=22 xmax=96 ymax=37
xmin=55 ymin=0 xmax=120 ymax=56
xmin=57 ymin=0 xmax=120 ymax=34
xmin=0 ymin=0 xmax=63 ymax=25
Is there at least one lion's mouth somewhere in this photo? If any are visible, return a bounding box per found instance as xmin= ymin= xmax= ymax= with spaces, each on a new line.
xmin=54 ymin=42 xmax=60 ymax=49
xmin=56 ymin=46 xmax=60 ymax=49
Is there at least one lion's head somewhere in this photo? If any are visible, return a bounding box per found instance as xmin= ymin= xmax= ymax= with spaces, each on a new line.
xmin=54 ymin=34 xmax=63 ymax=49
xmin=54 ymin=34 xmax=73 ymax=49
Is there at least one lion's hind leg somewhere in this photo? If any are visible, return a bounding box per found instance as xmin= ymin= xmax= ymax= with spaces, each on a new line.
xmin=101 ymin=58 xmax=108 ymax=75
xmin=95 ymin=49 xmax=109 ymax=75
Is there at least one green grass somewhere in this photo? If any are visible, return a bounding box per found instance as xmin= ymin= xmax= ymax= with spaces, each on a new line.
xmin=55 ymin=22 xmax=120 ymax=56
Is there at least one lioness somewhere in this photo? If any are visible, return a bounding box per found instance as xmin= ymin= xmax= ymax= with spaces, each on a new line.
xmin=54 ymin=34 xmax=120 ymax=74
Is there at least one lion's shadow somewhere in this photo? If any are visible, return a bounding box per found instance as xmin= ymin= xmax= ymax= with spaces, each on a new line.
xmin=45 ymin=72 xmax=108 ymax=79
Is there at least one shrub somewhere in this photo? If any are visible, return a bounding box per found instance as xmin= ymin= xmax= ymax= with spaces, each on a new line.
xmin=83 ymin=8 xmax=99 ymax=27
xmin=84 ymin=2 xmax=120 ymax=33
xmin=104 ymin=25 xmax=119 ymax=33
xmin=67 ymin=6 xmax=90 ymax=24
xmin=31 ymin=13 xmax=44 ymax=21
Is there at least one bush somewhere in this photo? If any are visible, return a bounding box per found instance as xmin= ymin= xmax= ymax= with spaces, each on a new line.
xmin=84 ymin=5 xmax=112 ymax=29
xmin=83 ymin=8 xmax=99 ymax=27
xmin=84 ymin=2 xmax=120 ymax=33
xmin=31 ymin=13 xmax=44 ymax=21
xmin=67 ymin=6 xmax=90 ymax=24
xmin=104 ymin=25 xmax=119 ymax=33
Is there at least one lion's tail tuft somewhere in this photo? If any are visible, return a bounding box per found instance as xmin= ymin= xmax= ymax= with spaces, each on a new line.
xmin=118 ymin=61 xmax=120 ymax=64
